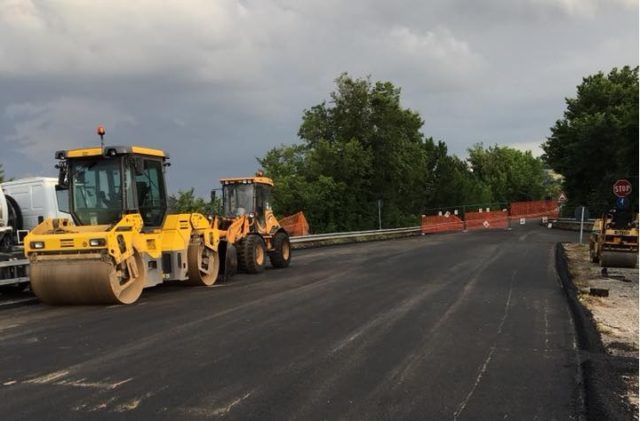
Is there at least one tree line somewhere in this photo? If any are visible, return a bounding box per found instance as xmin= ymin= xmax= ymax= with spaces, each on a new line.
xmin=258 ymin=74 xmax=558 ymax=233
xmin=2 ymin=66 xmax=636 ymax=231
xmin=542 ymin=66 xmax=638 ymax=215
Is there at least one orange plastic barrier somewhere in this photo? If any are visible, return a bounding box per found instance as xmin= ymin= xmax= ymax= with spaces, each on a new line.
xmin=464 ymin=210 xmax=509 ymax=230
xmin=510 ymin=201 xmax=559 ymax=219
xmin=279 ymin=211 xmax=310 ymax=237
xmin=421 ymin=214 xmax=464 ymax=234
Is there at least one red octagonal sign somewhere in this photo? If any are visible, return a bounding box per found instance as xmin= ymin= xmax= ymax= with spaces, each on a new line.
xmin=613 ymin=179 xmax=632 ymax=197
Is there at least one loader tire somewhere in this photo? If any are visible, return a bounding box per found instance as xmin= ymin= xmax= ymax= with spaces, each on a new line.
xmin=239 ymin=235 xmax=266 ymax=274
xmin=269 ymin=231 xmax=291 ymax=268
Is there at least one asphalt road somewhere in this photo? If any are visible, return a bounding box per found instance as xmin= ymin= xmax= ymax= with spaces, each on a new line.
xmin=0 ymin=225 xmax=581 ymax=420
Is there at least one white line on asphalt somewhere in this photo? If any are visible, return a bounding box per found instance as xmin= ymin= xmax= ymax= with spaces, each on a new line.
xmin=453 ymin=270 xmax=516 ymax=420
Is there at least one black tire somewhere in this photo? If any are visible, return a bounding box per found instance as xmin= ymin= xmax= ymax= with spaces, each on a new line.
xmin=5 ymin=195 xmax=23 ymax=230
xmin=0 ymin=232 xmax=12 ymax=252
xmin=238 ymin=235 xmax=266 ymax=274
xmin=269 ymin=231 xmax=291 ymax=268
xmin=218 ymin=241 xmax=238 ymax=282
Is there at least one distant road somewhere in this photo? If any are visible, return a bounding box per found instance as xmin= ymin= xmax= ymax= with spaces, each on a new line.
xmin=0 ymin=226 xmax=581 ymax=420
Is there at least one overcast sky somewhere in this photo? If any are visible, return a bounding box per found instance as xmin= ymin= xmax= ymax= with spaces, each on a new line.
xmin=1 ymin=0 xmax=637 ymax=195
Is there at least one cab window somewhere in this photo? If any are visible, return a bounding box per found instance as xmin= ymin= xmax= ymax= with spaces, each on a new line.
xmin=135 ymin=159 xmax=166 ymax=226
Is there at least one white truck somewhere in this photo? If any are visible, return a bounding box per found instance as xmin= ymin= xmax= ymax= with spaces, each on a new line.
xmin=0 ymin=177 xmax=68 ymax=290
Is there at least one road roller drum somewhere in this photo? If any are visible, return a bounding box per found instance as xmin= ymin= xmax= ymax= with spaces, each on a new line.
xmin=30 ymin=253 xmax=146 ymax=305
xmin=600 ymin=251 xmax=638 ymax=269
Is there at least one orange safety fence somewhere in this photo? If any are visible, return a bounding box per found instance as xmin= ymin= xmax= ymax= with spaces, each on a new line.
xmin=510 ymin=200 xmax=559 ymax=220
xmin=421 ymin=214 xmax=464 ymax=234
xmin=464 ymin=210 xmax=509 ymax=231
xmin=278 ymin=211 xmax=310 ymax=237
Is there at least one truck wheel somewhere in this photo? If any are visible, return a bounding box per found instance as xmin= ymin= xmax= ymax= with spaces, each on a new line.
xmin=269 ymin=231 xmax=291 ymax=268
xmin=240 ymin=235 xmax=266 ymax=274
xmin=5 ymin=195 xmax=23 ymax=231
xmin=0 ymin=232 xmax=12 ymax=252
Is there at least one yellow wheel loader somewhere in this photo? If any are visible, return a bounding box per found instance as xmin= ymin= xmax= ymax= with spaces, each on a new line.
xmin=215 ymin=172 xmax=291 ymax=280
xmin=589 ymin=209 xmax=638 ymax=268
xmin=24 ymin=136 xmax=221 ymax=305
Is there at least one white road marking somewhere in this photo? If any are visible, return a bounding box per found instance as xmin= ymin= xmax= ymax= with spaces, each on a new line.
xmin=211 ymin=392 xmax=252 ymax=416
xmin=186 ymin=391 xmax=253 ymax=417
xmin=22 ymin=370 xmax=132 ymax=391
xmin=25 ymin=370 xmax=69 ymax=384
xmin=55 ymin=377 xmax=132 ymax=390
xmin=453 ymin=270 xmax=515 ymax=420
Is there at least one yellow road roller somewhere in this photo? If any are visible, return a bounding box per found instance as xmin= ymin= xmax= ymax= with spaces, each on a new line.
xmin=215 ymin=172 xmax=291 ymax=280
xmin=24 ymin=135 xmax=221 ymax=305
xmin=589 ymin=209 xmax=638 ymax=268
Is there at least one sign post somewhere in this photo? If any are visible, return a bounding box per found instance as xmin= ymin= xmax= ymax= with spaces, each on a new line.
xmin=579 ymin=207 xmax=585 ymax=244
xmin=574 ymin=206 xmax=589 ymax=245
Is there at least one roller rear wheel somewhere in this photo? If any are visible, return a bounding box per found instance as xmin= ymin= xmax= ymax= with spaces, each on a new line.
xmin=186 ymin=238 xmax=220 ymax=286
xmin=600 ymin=251 xmax=638 ymax=268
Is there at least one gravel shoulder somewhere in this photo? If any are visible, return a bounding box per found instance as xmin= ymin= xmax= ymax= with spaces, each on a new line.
xmin=563 ymin=243 xmax=639 ymax=416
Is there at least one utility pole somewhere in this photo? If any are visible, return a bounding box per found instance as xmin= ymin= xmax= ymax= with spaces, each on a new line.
xmin=377 ymin=199 xmax=382 ymax=230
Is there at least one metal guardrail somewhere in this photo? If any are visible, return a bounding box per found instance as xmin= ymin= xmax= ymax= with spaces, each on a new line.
xmin=290 ymin=226 xmax=421 ymax=245
xmin=554 ymin=217 xmax=596 ymax=224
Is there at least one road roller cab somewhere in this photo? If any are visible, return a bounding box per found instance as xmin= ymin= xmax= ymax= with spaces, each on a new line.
xmin=54 ymin=145 xmax=169 ymax=229
xmin=215 ymin=172 xmax=291 ymax=279
xmin=24 ymin=132 xmax=222 ymax=305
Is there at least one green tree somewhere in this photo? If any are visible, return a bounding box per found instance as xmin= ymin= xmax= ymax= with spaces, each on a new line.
xmin=262 ymin=73 xmax=566 ymax=232
xmin=467 ymin=143 xmax=547 ymax=203
xmin=168 ymin=188 xmax=220 ymax=215
xmin=266 ymin=73 xmax=429 ymax=231
xmin=422 ymin=139 xmax=494 ymax=210
xmin=542 ymin=66 xmax=639 ymax=213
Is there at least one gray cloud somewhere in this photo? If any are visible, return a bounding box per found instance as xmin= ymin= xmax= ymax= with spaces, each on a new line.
xmin=0 ymin=0 xmax=637 ymax=195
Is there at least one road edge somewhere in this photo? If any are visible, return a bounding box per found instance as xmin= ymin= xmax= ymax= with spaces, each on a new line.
xmin=555 ymin=242 xmax=636 ymax=421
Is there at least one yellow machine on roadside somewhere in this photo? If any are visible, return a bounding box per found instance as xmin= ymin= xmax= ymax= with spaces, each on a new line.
xmin=215 ymin=172 xmax=291 ymax=280
xmin=589 ymin=209 xmax=638 ymax=268
xmin=24 ymin=136 xmax=221 ymax=305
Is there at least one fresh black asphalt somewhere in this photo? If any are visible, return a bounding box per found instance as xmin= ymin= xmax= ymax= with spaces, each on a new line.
xmin=0 ymin=225 xmax=581 ymax=420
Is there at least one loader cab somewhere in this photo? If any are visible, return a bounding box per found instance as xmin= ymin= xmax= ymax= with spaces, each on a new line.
xmin=220 ymin=174 xmax=273 ymax=222
xmin=56 ymin=146 xmax=169 ymax=227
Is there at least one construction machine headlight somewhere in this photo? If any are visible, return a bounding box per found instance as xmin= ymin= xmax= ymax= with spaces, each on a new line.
xmin=89 ymin=238 xmax=106 ymax=247
xmin=249 ymin=212 xmax=255 ymax=218
xmin=30 ymin=241 xmax=45 ymax=249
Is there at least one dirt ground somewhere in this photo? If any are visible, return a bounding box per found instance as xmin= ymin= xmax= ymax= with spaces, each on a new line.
xmin=563 ymin=243 xmax=639 ymax=415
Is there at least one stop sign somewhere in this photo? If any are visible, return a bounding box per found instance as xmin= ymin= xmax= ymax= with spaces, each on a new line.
xmin=613 ymin=179 xmax=632 ymax=197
